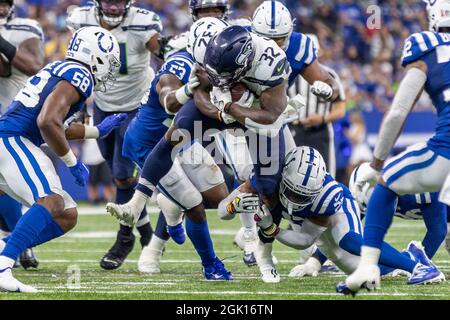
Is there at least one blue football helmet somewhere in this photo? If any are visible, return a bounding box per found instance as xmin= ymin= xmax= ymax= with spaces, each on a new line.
xmin=204 ymin=25 xmax=255 ymax=88
xmin=189 ymin=0 xmax=229 ymax=21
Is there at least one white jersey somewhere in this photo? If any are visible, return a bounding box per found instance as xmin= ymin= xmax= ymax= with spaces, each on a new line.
xmin=242 ymin=33 xmax=290 ymax=96
xmin=0 ymin=17 xmax=43 ymax=113
xmin=67 ymin=6 xmax=162 ymax=112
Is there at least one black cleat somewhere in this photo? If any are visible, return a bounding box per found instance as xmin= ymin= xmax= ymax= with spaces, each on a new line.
xmin=100 ymin=231 xmax=135 ymax=270
xmin=19 ymin=248 xmax=39 ymax=269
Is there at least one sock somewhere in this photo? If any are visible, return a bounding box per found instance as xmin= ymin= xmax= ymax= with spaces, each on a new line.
xmin=2 ymin=204 xmax=61 ymax=261
xmin=147 ymin=234 xmax=166 ymax=255
xmin=0 ymin=194 xmax=22 ymax=231
xmin=154 ymin=211 xmax=170 ymax=241
xmin=363 ymin=184 xmax=398 ymax=249
xmin=312 ymin=248 xmax=328 ymax=265
xmin=137 ymin=138 xmax=175 ymax=197
xmin=422 ymin=202 xmax=448 ymax=259
xmin=185 ymin=217 xmax=216 ymax=266
xmin=157 ymin=193 xmax=182 ymax=226
xmin=379 ymin=252 xmax=414 ymax=275
xmin=340 ymin=231 xmax=416 ymax=273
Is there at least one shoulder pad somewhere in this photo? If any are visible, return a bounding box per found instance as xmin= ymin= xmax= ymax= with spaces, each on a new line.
xmin=287 ymin=32 xmax=317 ymax=67
xmin=66 ymin=6 xmax=97 ymax=31
xmin=6 ymin=18 xmax=44 ymax=40
xmin=51 ymin=61 xmax=94 ymax=99
xmin=310 ymin=176 xmax=343 ymax=215
xmin=123 ymin=7 xmax=162 ymax=33
xmin=401 ymin=31 xmax=450 ymax=67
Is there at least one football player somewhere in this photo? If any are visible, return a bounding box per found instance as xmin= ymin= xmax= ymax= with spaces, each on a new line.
xmin=67 ymin=0 xmax=163 ymax=270
xmin=0 ymin=0 xmax=45 ymax=269
xmin=217 ymin=147 xmax=444 ymax=286
xmin=0 ymin=27 xmax=122 ymax=292
xmin=345 ymin=0 xmax=450 ymax=294
xmin=122 ymin=32 xmax=232 ymax=280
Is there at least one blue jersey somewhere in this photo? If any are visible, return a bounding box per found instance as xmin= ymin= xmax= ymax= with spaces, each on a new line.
xmin=0 ymin=60 xmax=93 ymax=146
xmin=276 ymin=174 xmax=349 ymax=224
xmin=123 ymin=51 xmax=194 ymax=167
xmin=285 ymin=32 xmax=318 ymax=88
xmin=401 ymin=31 xmax=450 ymax=159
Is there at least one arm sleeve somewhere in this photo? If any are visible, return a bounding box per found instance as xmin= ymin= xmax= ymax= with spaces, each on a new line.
xmin=373 ymin=67 xmax=427 ymax=160
xmin=276 ymin=219 xmax=327 ymax=250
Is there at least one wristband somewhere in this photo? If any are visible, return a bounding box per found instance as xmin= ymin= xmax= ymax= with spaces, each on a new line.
xmin=175 ymin=85 xmax=191 ymax=105
xmin=0 ymin=35 xmax=17 ymax=63
xmin=60 ymin=149 xmax=77 ymax=167
xmin=83 ymin=125 xmax=100 ymax=139
xmin=262 ymin=224 xmax=280 ymax=237
xmin=226 ymin=202 xmax=235 ymax=215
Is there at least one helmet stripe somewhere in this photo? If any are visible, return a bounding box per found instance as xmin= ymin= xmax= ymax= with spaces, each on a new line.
xmin=301 ymin=147 xmax=315 ymax=186
xmin=271 ymin=0 xmax=276 ymax=29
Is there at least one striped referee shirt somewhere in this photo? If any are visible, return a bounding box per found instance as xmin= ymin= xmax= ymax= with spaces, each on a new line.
xmin=287 ymin=64 xmax=346 ymax=121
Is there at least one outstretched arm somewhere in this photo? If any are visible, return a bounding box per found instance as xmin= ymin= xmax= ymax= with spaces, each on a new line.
xmin=370 ymin=61 xmax=427 ymax=170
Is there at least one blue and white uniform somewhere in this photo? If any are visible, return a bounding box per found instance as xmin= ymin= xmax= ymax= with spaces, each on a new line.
xmin=0 ymin=60 xmax=93 ymax=208
xmin=123 ymin=51 xmax=224 ymax=210
xmin=382 ymin=31 xmax=450 ymax=195
xmin=270 ymin=174 xmax=363 ymax=274
xmin=285 ymin=32 xmax=317 ymax=89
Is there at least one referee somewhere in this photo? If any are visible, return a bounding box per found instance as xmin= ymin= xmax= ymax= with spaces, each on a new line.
xmin=288 ymin=63 xmax=346 ymax=177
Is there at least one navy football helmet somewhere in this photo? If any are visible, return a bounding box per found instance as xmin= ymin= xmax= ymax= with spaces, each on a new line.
xmin=204 ymin=26 xmax=255 ymax=88
xmin=189 ymin=0 xmax=229 ymax=21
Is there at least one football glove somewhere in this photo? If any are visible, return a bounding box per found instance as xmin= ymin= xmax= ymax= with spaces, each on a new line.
xmin=226 ymin=193 xmax=260 ymax=215
xmin=311 ymin=81 xmax=333 ymax=100
xmin=254 ymin=205 xmax=280 ymax=237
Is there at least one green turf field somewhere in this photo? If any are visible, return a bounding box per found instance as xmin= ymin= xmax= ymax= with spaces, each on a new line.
xmin=2 ymin=205 xmax=450 ymax=300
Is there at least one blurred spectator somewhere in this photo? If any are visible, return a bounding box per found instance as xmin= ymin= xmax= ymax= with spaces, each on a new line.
xmin=347 ymin=111 xmax=373 ymax=176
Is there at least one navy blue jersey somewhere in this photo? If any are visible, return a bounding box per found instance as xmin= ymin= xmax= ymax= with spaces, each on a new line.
xmin=401 ymin=31 xmax=450 ymax=159
xmin=0 ymin=60 xmax=93 ymax=146
xmin=275 ymin=174 xmax=349 ymax=224
xmin=123 ymin=51 xmax=194 ymax=166
xmin=285 ymin=32 xmax=318 ymax=88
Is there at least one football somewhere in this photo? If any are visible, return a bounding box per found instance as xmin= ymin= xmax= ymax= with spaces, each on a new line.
xmin=230 ymin=82 xmax=249 ymax=102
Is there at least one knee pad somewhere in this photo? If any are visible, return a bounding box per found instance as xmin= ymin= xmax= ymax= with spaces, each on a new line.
xmin=156 ymin=193 xmax=182 ymax=227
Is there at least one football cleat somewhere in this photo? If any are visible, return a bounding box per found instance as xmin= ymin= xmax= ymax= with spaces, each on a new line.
xmin=100 ymin=231 xmax=135 ymax=270
xmin=260 ymin=265 xmax=280 ymax=283
xmin=391 ymin=269 xmax=411 ymax=277
xmin=320 ymin=260 xmax=339 ymax=273
xmin=243 ymin=251 xmax=257 ymax=266
xmin=340 ymin=264 xmax=380 ymax=296
xmin=106 ymin=202 xmax=139 ymax=227
xmin=19 ymin=248 xmax=39 ymax=270
xmin=0 ymin=267 xmax=37 ymax=293
xmin=138 ymin=245 xmax=162 ymax=274
xmin=407 ymin=241 xmax=434 ymax=267
xmin=167 ymin=223 xmax=185 ymax=245
xmin=202 ymin=257 xmax=233 ymax=281
xmin=407 ymin=263 xmax=445 ymax=285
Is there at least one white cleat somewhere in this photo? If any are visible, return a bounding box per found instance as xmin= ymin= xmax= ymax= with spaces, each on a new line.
xmin=138 ymin=246 xmax=162 ymax=274
xmin=0 ymin=268 xmax=37 ymax=293
xmin=260 ymin=265 xmax=280 ymax=283
xmin=106 ymin=202 xmax=139 ymax=227
xmin=391 ymin=269 xmax=411 ymax=278
xmin=344 ymin=264 xmax=380 ymax=295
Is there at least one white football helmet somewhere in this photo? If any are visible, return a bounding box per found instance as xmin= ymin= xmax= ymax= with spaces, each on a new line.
xmin=0 ymin=0 xmax=14 ymax=26
xmin=280 ymin=146 xmax=327 ymax=213
xmin=425 ymin=0 xmax=450 ymax=32
xmin=66 ymin=26 xmax=121 ymax=92
xmin=349 ymin=166 xmax=374 ymax=215
xmin=187 ymin=17 xmax=230 ymax=66
xmin=164 ymin=32 xmax=189 ymax=60
xmin=251 ymin=0 xmax=293 ymax=50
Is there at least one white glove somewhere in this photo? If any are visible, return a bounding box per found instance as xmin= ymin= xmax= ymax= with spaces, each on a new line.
xmin=288 ymin=257 xmax=322 ymax=278
xmin=186 ymin=65 xmax=200 ymax=95
xmin=227 ymin=193 xmax=260 ymax=215
xmin=236 ymin=90 xmax=255 ymax=108
xmin=310 ymin=81 xmax=333 ymax=100
xmin=351 ymin=162 xmax=381 ymax=200
xmin=254 ymin=205 xmax=279 ymax=237
xmin=210 ymin=86 xmax=232 ymax=112
xmin=218 ymin=111 xmax=236 ymax=124
xmin=287 ymin=94 xmax=306 ymax=111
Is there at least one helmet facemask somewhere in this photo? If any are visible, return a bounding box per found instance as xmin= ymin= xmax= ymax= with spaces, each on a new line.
xmin=95 ymin=0 xmax=132 ymax=27
xmin=91 ymin=53 xmax=121 ymax=92
xmin=279 ymin=176 xmax=322 ymax=214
